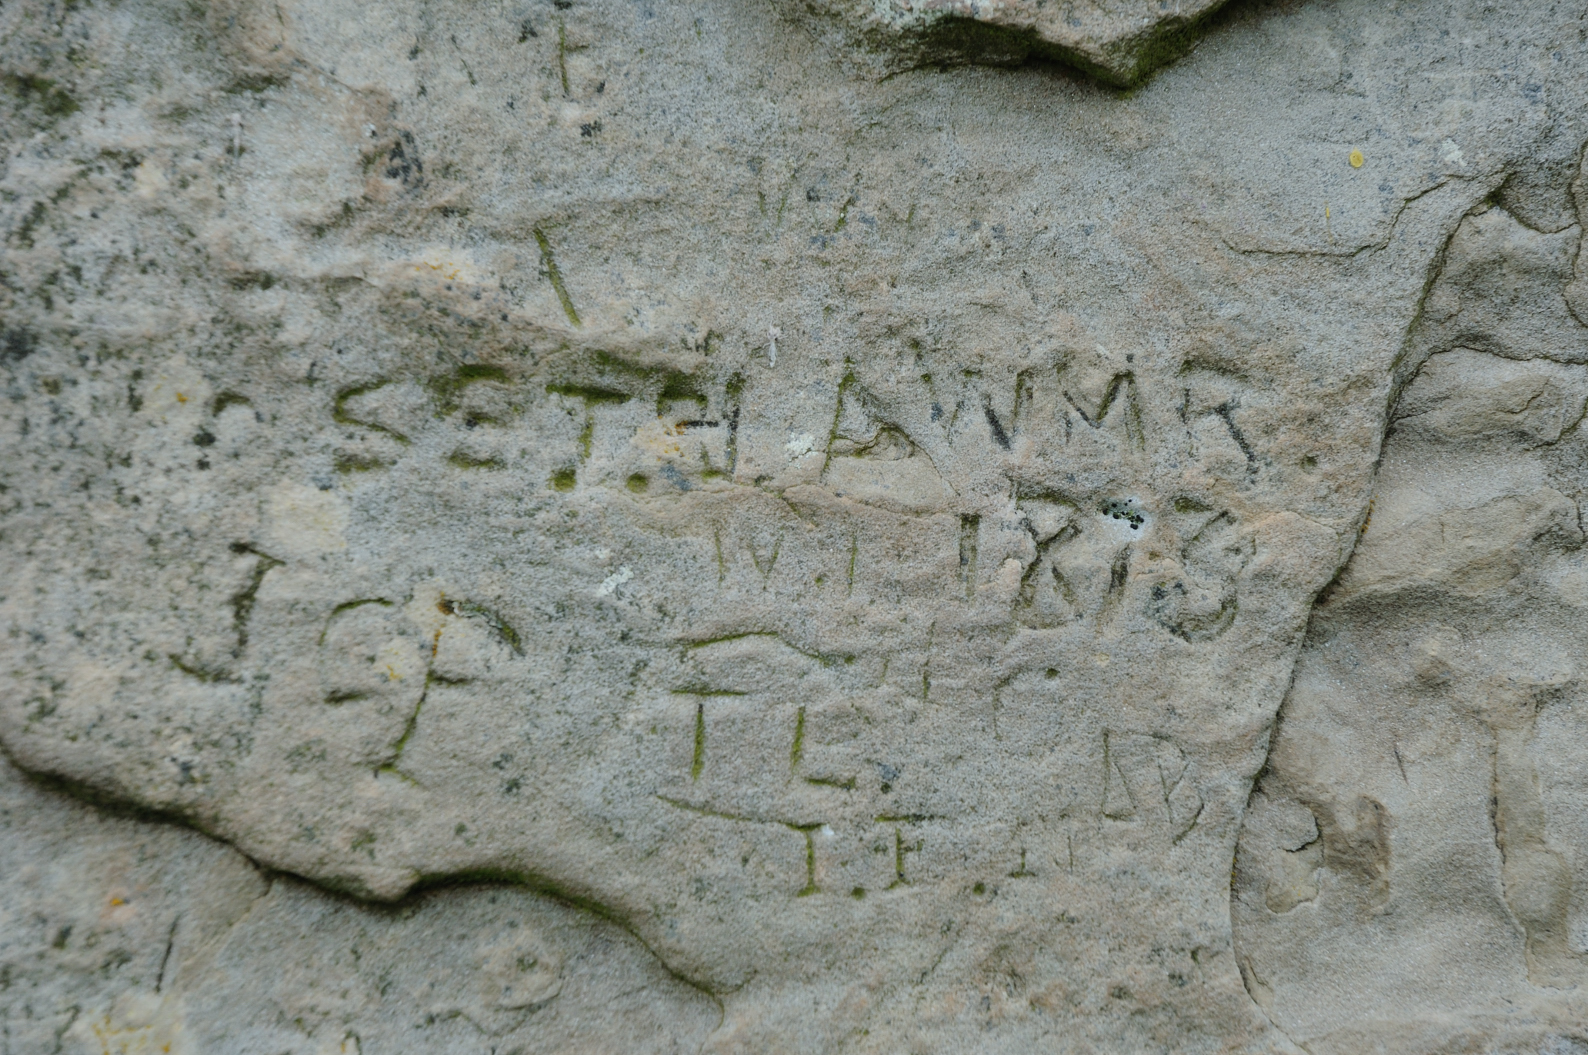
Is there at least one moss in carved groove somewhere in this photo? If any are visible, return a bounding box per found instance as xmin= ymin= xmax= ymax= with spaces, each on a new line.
xmin=691 ymin=702 xmax=706 ymax=781
xmin=333 ymin=381 xmax=410 ymax=444
xmin=447 ymin=451 xmax=504 ymax=470
xmin=534 ymin=227 xmax=581 ymax=326
xmin=431 ymin=364 xmax=511 ymax=414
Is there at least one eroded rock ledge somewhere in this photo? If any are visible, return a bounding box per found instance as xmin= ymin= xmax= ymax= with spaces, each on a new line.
xmin=791 ymin=0 xmax=1232 ymax=85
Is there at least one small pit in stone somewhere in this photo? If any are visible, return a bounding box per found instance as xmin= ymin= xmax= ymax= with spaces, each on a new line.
xmin=1101 ymin=499 xmax=1146 ymax=531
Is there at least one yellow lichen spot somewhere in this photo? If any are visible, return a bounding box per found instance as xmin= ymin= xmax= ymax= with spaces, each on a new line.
xmin=632 ymin=418 xmax=686 ymax=459
xmin=1349 ymin=149 xmax=1364 ymax=169
xmin=175 ymin=392 xmax=188 ymax=403
xmin=420 ymin=260 xmax=463 ymax=280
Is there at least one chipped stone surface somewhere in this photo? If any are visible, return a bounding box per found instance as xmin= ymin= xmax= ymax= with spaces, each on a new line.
xmin=2 ymin=0 xmax=1587 ymax=1051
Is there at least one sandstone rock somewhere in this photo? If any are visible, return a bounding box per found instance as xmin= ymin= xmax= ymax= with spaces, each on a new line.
xmin=1233 ymin=199 xmax=1588 ymax=1051
xmin=2 ymin=0 xmax=1587 ymax=1051
xmin=1233 ymin=343 xmax=1588 ymax=1050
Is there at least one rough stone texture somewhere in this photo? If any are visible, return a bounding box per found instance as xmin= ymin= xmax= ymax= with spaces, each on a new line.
xmin=1 ymin=0 xmax=1587 ymax=1052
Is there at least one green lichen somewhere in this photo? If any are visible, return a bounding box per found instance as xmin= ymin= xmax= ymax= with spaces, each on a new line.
xmin=5 ymin=74 xmax=79 ymax=120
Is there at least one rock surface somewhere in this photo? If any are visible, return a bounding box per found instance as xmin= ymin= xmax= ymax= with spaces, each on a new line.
xmin=1 ymin=0 xmax=1587 ymax=1051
